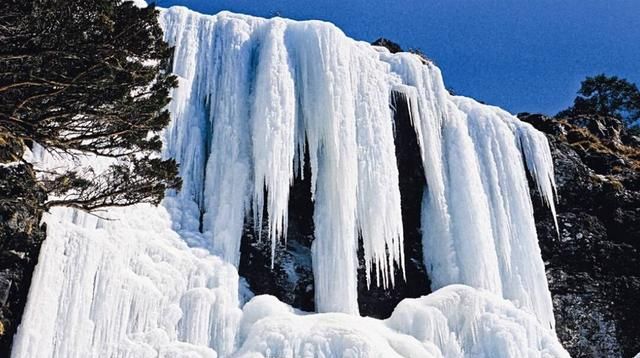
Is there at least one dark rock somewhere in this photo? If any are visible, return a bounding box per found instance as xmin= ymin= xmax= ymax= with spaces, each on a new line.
xmin=239 ymin=148 xmax=316 ymax=312
xmin=565 ymin=114 xmax=625 ymax=145
xmin=521 ymin=113 xmax=640 ymax=358
xmin=0 ymin=163 xmax=46 ymax=356
xmin=371 ymin=38 xmax=403 ymax=53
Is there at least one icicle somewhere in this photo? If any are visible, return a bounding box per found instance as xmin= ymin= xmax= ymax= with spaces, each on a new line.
xmin=198 ymin=13 xmax=257 ymax=267
xmin=352 ymin=46 xmax=405 ymax=290
xmin=286 ymin=22 xmax=362 ymax=314
xmin=250 ymin=19 xmax=296 ymax=266
xmin=517 ymin=123 xmax=560 ymax=235
xmin=159 ymin=9 xmax=216 ymax=236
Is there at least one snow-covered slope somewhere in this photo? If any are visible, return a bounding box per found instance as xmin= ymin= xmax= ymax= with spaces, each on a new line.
xmin=12 ymin=6 xmax=567 ymax=358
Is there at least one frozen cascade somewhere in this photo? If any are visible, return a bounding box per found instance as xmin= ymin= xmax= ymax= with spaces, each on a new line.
xmin=160 ymin=7 xmax=405 ymax=314
xmin=11 ymin=5 xmax=567 ymax=358
xmin=160 ymin=7 xmax=556 ymax=319
xmin=381 ymin=54 xmax=557 ymax=328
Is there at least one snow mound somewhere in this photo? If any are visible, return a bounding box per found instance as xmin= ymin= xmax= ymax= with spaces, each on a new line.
xmin=235 ymin=286 xmax=568 ymax=358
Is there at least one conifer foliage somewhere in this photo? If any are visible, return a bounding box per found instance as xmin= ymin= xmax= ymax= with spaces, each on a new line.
xmin=0 ymin=0 xmax=181 ymax=211
xmin=558 ymin=74 xmax=640 ymax=127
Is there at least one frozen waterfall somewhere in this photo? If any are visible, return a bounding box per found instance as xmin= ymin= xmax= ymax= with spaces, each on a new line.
xmin=11 ymin=5 xmax=567 ymax=358
xmin=159 ymin=7 xmax=556 ymax=322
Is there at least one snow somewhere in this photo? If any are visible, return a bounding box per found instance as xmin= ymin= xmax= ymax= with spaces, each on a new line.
xmin=129 ymin=0 xmax=147 ymax=8
xmin=0 ymin=162 xmax=21 ymax=168
xmin=12 ymin=5 xmax=567 ymax=358
xmin=234 ymin=285 xmax=568 ymax=358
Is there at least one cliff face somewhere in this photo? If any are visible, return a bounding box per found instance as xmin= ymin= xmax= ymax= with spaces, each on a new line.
xmin=521 ymin=113 xmax=640 ymax=358
xmin=0 ymin=135 xmax=46 ymax=356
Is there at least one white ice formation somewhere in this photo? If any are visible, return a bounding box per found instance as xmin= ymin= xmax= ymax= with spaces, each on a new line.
xmin=11 ymin=5 xmax=567 ymax=358
xmin=236 ymin=285 xmax=568 ymax=358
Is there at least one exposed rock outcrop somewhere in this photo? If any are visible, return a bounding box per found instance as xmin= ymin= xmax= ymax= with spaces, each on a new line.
xmin=521 ymin=113 xmax=640 ymax=358
xmin=239 ymin=153 xmax=316 ymax=312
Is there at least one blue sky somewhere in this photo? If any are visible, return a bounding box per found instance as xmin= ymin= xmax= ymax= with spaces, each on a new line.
xmin=157 ymin=0 xmax=640 ymax=115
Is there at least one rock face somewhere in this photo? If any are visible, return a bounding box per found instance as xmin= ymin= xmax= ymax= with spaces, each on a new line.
xmin=239 ymin=154 xmax=316 ymax=312
xmin=0 ymin=135 xmax=46 ymax=356
xmin=521 ymin=113 xmax=640 ymax=358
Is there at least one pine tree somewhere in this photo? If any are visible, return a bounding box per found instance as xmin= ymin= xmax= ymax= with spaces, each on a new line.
xmin=0 ymin=0 xmax=181 ymax=211
xmin=558 ymin=74 xmax=640 ymax=127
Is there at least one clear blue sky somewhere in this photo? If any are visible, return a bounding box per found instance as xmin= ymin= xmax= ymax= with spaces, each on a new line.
xmin=157 ymin=0 xmax=640 ymax=115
